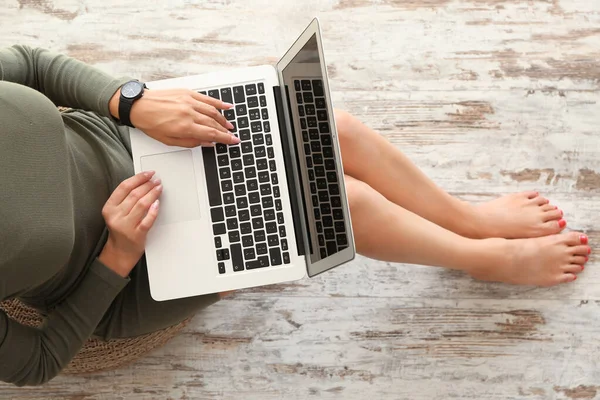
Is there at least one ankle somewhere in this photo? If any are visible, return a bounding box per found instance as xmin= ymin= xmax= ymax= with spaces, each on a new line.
xmin=445 ymin=200 xmax=486 ymax=239
xmin=461 ymin=238 xmax=512 ymax=279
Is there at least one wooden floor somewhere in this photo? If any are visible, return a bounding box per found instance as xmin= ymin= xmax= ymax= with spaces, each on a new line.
xmin=3 ymin=0 xmax=600 ymax=399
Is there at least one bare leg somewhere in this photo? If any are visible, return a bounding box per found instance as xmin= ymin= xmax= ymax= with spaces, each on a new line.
xmin=335 ymin=110 xmax=565 ymax=239
xmin=345 ymin=175 xmax=589 ymax=286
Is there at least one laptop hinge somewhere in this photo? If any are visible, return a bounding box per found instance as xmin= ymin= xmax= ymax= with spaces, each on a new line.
xmin=273 ymin=86 xmax=307 ymax=257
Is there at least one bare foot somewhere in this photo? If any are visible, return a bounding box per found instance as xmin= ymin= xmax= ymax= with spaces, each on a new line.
xmin=469 ymin=232 xmax=590 ymax=287
xmin=470 ymin=191 xmax=565 ymax=239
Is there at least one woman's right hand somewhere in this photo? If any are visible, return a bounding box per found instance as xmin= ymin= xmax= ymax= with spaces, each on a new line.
xmin=98 ymin=171 xmax=162 ymax=277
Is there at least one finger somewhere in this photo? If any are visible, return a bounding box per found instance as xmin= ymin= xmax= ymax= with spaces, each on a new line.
xmin=191 ymin=91 xmax=233 ymax=110
xmin=139 ymin=199 xmax=160 ymax=232
xmin=193 ymin=101 xmax=234 ymax=130
xmin=193 ymin=112 xmax=230 ymax=134
xmin=106 ymin=171 xmax=155 ymax=207
xmin=120 ymin=178 xmax=162 ymax=214
xmin=129 ymin=182 xmax=163 ymax=222
xmin=191 ymin=124 xmax=240 ymax=145
xmin=201 ymin=142 xmax=215 ymax=147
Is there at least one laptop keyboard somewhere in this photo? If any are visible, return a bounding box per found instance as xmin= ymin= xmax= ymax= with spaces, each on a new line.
xmin=294 ymin=79 xmax=349 ymax=259
xmin=199 ymin=83 xmax=291 ymax=275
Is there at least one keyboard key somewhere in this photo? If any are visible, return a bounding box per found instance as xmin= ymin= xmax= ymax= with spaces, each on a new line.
xmin=300 ymin=118 xmax=307 ymax=129
xmin=283 ymin=252 xmax=290 ymax=264
xmin=256 ymin=243 xmax=268 ymax=254
xmin=260 ymin=184 xmax=272 ymax=196
xmin=202 ymin=148 xmax=222 ymax=206
xmin=330 ymin=184 xmax=340 ymax=195
xmin=236 ymin=104 xmax=247 ymax=116
xmin=316 ymin=221 xmax=323 ymax=233
xmin=243 ymin=154 xmax=254 ymax=166
xmin=247 ymin=256 xmax=269 ymax=269
xmin=320 ymin=248 xmax=327 ymax=258
xmin=313 ymin=154 xmax=323 ymax=165
xmin=337 ymin=234 xmax=348 ymax=247
xmin=238 ymin=117 xmax=249 ymax=129
xmin=233 ymin=172 xmax=244 ymax=184
xmin=266 ymin=135 xmax=272 ymax=146
xmin=237 ymin=197 xmax=248 ymax=209
xmin=208 ymin=89 xmax=220 ymax=99
xmin=239 ymin=209 xmax=250 ymax=222
xmin=266 ymin=221 xmax=277 ymax=234
xmin=275 ymin=199 xmax=282 ymax=211
xmin=296 ymin=92 xmax=303 ymax=104
xmin=231 ymin=159 xmax=243 ymax=171
xmin=305 ymin=104 xmax=316 ymax=115
xmin=322 ymin=216 xmax=333 ymax=227
xmin=247 ymin=179 xmax=258 ymax=191
xmin=281 ymin=239 xmax=288 ymax=251
xmin=264 ymin=121 xmax=270 ymax=132
xmin=301 ymin=80 xmax=312 ymax=90
xmin=249 ymin=109 xmax=261 ymax=122
xmin=255 ymin=146 xmax=266 ymax=158
xmin=216 ymin=249 xmax=226 ymax=261
xmin=229 ymin=230 xmax=240 ymax=243
xmin=265 ymin=209 xmax=276 ymax=221
xmin=242 ymin=142 xmax=253 ymax=154
xmin=267 ymin=234 xmax=279 ymax=247
xmin=218 ymin=262 xmax=225 ymax=274
xmin=262 ymin=196 xmax=274 ymax=208
xmin=224 ymin=109 xmax=235 ymax=121
xmin=303 ymin=92 xmax=313 ymax=103
xmin=321 ymin=135 xmax=332 ymax=146
xmin=269 ymin=160 xmax=277 ymax=172
xmin=215 ymin=237 xmax=222 ymax=248
xmin=319 ymin=122 xmax=330 ymax=134
xmin=333 ymin=208 xmax=344 ymax=220
xmin=255 ymin=230 xmax=266 ymax=242
xmin=312 ymin=80 xmax=324 ymax=96
xmin=216 ymin=144 xmax=228 ymax=154
xmin=251 ymin=121 xmax=262 ymax=133
xmin=238 ymin=128 xmax=250 ymax=141
xmin=261 ymin=108 xmax=269 ymax=120
xmin=245 ymin=84 xmax=257 ymax=96
xmin=252 ymin=218 xmax=264 ymax=229
xmin=318 ymin=191 xmax=329 ymax=202
xmin=318 ymin=235 xmax=325 ymax=247
xmin=231 ymin=243 xmax=244 ymax=271
xmin=335 ymin=221 xmax=345 ymax=232
xmin=235 ymin=184 xmax=246 ymax=196
xmin=242 ymin=235 xmax=254 ymax=247
xmin=277 ymin=212 xmax=284 ymax=224
xmin=260 ymin=95 xmax=267 ymax=107
xmin=309 ymin=129 xmax=319 ymax=140
xmin=245 ymin=166 xmax=257 ymax=178
xmin=317 ymin=178 xmax=327 ymax=190
xmin=251 ymin=204 xmax=262 ymax=217
xmin=220 ymin=88 xmax=233 ymax=104
xmin=267 ymin=147 xmax=275 ymax=159
xmin=315 ymin=97 xmax=326 ymax=109
xmin=326 ymin=241 xmax=337 ymax=256
xmin=224 ymin=192 xmax=235 ymax=204
xmin=249 ymin=192 xmax=260 ymax=204
xmin=310 ymin=183 xmax=317 ymax=194
xmin=327 ymin=172 xmax=337 ymax=182
xmin=306 ymin=156 xmax=313 ymax=168
xmin=213 ymin=223 xmax=226 ymax=235
xmin=294 ymin=80 xmax=301 ymax=91
xmin=258 ymin=82 xmax=265 ymax=94
xmin=315 ymin=166 xmax=325 ymax=177
xmin=325 ymin=158 xmax=336 ymax=170
xmin=298 ymin=106 xmax=305 ymax=117
xmin=279 ymin=225 xmax=286 ymax=238
xmin=269 ymin=247 xmax=282 ymax=266
xmin=271 ymin=172 xmax=278 ymax=184
xmin=317 ymin=110 xmax=328 ymax=121
xmin=247 ymin=96 xmax=258 ymax=108
xmin=199 ymin=91 xmax=207 ymax=95
xmin=304 ymin=144 xmax=311 ymax=155
xmin=225 ymin=205 xmax=236 ymax=217
xmin=211 ymin=207 xmax=224 ymax=222
xmin=218 ymin=154 xmax=229 ymax=167
xmin=307 ymin=117 xmax=317 ymax=128
xmin=314 ymin=208 xmax=321 ymax=220
xmin=233 ymin=86 xmax=245 ymax=103
xmin=244 ymin=248 xmax=256 ymax=260
xmin=240 ymin=222 xmax=252 ymax=234
xmin=258 ymin=171 xmax=269 ymax=183
xmin=257 ymin=159 xmax=268 ymax=171
xmin=273 ymin=186 xmax=280 ymax=198
xmin=325 ymin=229 xmax=335 ymax=240
xmin=311 ymin=195 xmax=318 ymax=206
xmin=227 ymin=218 xmax=239 ymax=230
xmin=320 ymin=203 xmax=331 ymax=215
xmin=253 ymin=134 xmax=265 ymax=145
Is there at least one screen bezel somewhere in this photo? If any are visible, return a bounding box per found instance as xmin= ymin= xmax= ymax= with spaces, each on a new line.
xmin=276 ymin=18 xmax=356 ymax=277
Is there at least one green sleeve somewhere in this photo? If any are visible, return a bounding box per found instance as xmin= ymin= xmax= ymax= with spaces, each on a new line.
xmin=0 ymin=259 xmax=129 ymax=386
xmin=0 ymin=45 xmax=128 ymax=117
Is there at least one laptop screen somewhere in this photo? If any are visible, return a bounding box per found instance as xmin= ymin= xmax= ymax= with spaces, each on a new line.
xmin=280 ymin=34 xmax=351 ymax=267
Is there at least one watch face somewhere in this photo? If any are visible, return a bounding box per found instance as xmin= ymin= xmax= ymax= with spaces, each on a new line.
xmin=121 ymin=81 xmax=143 ymax=99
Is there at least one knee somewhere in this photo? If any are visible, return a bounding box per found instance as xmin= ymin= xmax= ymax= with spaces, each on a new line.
xmin=344 ymin=175 xmax=372 ymax=212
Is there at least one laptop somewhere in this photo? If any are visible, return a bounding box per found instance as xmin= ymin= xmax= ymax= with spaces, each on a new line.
xmin=129 ymin=18 xmax=355 ymax=301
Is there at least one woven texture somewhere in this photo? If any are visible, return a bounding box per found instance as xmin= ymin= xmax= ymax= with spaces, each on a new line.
xmin=0 ymin=298 xmax=189 ymax=375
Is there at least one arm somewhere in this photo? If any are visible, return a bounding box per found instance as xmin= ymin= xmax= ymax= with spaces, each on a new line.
xmin=0 ymin=45 xmax=128 ymax=117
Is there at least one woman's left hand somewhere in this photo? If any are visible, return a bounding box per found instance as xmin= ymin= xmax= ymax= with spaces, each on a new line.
xmin=110 ymin=88 xmax=240 ymax=148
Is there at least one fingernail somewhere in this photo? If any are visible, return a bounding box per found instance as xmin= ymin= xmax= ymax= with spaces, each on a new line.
xmin=155 ymin=184 xmax=163 ymax=192
xmin=144 ymin=170 xmax=155 ymax=177
xmin=151 ymin=177 xmax=161 ymax=185
xmin=580 ymin=235 xmax=588 ymax=245
xmin=223 ymin=102 xmax=234 ymax=109
xmin=151 ymin=199 xmax=160 ymax=209
xmin=558 ymin=219 xmax=566 ymax=228
xmin=232 ymin=136 xmax=241 ymax=144
xmin=226 ymin=121 xmax=234 ymax=129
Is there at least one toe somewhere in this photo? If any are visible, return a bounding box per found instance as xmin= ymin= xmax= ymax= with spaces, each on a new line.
xmin=570 ymin=245 xmax=591 ymax=257
xmin=541 ymin=204 xmax=556 ymax=212
xmin=532 ymin=196 xmax=550 ymax=206
xmin=524 ymin=190 xmax=539 ymax=199
xmin=557 ymin=273 xmax=577 ymax=284
xmin=563 ymin=264 xmax=584 ymax=274
xmin=570 ymin=255 xmax=588 ymax=265
xmin=543 ymin=209 xmax=563 ymax=222
xmin=539 ymin=219 xmax=566 ymax=235
xmin=564 ymin=232 xmax=589 ymax=246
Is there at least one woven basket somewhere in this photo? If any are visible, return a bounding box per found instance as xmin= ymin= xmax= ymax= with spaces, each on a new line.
xmin=0 ymin=298 xmax=190 ymax=374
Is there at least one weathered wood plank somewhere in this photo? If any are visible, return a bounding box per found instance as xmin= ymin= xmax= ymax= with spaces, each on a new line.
xmin=2 ymin=0 xmax=600 ymax=398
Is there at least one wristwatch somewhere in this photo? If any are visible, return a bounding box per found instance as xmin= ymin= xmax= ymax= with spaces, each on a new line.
xmin=118 ymin=80 xmax=147 ymax=128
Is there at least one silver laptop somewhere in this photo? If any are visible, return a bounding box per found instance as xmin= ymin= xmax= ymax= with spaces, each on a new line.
xmin=130 ymin=18 xmax=355 ymax=301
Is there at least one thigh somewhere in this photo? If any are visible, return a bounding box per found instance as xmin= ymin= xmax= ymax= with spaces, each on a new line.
xmin=95 ymin=256 xmax=220 ymax=339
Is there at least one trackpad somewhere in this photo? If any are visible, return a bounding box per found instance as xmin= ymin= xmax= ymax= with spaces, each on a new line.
xmin=140 ymin=150 xmax=201 ymax=226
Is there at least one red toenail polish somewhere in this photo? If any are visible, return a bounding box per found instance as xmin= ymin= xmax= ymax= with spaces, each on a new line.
xmin=558 ymin=219 xmax=566 ymax=228
xmin=588 ymin=247 xmax=592 ymax=254
xmin=560 ymin=210 xmax=564 ymax=217
xmin=574 ymin=276 xmax=577 ymax=281
xmin=585 ymin=256 xmax=589 ymax=262
xmin=554 ymin=206 xmax=558 ymax=210
xmin=582 ymin=265 xmax=585 ymax=271
xmin=581 ymin=235 xmax=588 ymax=245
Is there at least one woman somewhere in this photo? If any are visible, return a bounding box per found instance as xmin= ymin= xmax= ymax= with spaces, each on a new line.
xmin=0 ymin=45 xmax=590 ymax=386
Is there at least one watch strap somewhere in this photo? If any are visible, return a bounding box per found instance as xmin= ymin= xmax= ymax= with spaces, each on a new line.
xmin=119 ymin=96 xmax=135 ymax=128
